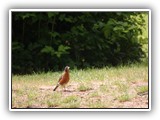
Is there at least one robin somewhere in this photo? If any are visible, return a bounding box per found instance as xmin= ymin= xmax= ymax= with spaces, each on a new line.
xmin=53 ymin=66 xmax=70 ymax=91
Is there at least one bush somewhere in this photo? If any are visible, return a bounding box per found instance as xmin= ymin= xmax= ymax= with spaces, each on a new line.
xmin=12 ymin=12 xmax=147 ymax=74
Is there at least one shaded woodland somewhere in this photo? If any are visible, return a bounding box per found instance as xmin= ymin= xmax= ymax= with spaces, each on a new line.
xmin=12 ymin=12 xmax=148 ymax=74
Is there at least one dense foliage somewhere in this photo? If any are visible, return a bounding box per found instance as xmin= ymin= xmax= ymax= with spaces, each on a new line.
xmin=12 ymin=12 xmax=148 ymax=74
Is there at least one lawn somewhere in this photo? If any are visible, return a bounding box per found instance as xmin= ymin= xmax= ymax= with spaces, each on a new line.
xmin=11 ymin=64 xmax=149 ymax=109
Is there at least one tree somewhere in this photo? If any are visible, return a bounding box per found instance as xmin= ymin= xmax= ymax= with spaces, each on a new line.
xmin=12 ymin=11 xmax=148 ymax=74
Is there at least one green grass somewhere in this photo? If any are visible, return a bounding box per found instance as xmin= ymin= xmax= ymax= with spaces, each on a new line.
xmin=78 ymin=84 xmax=92 ymax=91
xmin=89 ymin=91 xmax=99 ymax=97
xmin=88 ymin=100 xmax=106 ymax=108
xmin=61 ymin=95 xmax=81 ymax=108
xmin=136 ymin=86 xmax=148 ymax=95
xmin=117 ymin=93 xmax=130 ymax=102
xmin=99 ymin=84 xmax=109 ymax=92
xmin=12 ymin=63 xmax=148 ymax=108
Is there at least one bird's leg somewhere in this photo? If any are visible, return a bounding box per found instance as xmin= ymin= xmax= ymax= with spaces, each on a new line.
xmin=63 ymin=85 xmax=67 ymax=92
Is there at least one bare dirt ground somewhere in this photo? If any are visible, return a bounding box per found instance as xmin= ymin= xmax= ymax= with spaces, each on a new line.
xmin=39 ymin=81 xmax=148 ymax=108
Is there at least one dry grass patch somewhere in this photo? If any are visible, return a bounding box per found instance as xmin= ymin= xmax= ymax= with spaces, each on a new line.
xmin=12 ymin=64 xmax=148 ymax=108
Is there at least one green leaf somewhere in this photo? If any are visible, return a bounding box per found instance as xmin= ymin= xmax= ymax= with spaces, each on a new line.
xmin=58 ymin=45 xmax=70 ymax=53
xmin=40 ymin=46 xmax=55 ymax=56
xmin=64 ymin=16 xmax=73 ymax=22
xmin=103 ymin=18 xmax=117 ymax=38
xmin=48 ymin=32 xmax=60 ymax=38
xmin=59 ymin=14 xmax=66 ymax=21
xmin=55 ymin=45 xmax=70 ymax=58
xmin=103 ymin=24 xmax=112 ymax=38
xmin=47 ymin=12 xmax=58 ymax=18
xmin=12 ymin=42 xmax=23 ymax=50
xmin=21 ymin=13 xmax=36 ymax=20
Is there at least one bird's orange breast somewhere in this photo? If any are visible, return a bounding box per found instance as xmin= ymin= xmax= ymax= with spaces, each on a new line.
xmin=59 ymin=72 xmax=69 ymax=85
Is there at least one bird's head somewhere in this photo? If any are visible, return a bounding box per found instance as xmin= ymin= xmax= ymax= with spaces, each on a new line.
xmin=64 ymin=66 xmax=70 ymax=72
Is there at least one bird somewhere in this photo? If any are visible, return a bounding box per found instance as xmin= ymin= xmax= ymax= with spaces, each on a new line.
xmin=53 ymin=66 xmax=70 ymax=91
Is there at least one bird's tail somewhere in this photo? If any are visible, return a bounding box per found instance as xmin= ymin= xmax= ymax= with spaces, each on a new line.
xmin=53 ymin=84 xmax=59 ymax=91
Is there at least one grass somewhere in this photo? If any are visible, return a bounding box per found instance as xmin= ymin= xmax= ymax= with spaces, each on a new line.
xmin=61 ymin=95 xmax=80 ymax=108
xmin=136 ymin=86 xmax=148 ymax=95
xmin=99 ymin=84 xmax=109 ymax=92
xmin=117 ymin=93 xmax=130 ymax=102
xmin=12 ymin=63 xmax=148 ymax=108
xmin=78 ymin=84 xmax=92 ymax=91
xmin=89 ymin=91 xmax=99 ymax=97
xmin=88 ymin=100 xmax=106 ymax=108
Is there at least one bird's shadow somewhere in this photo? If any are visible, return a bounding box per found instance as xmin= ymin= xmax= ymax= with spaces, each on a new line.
xmin=53 ymin=89 xmax=76 ymax=92
xmin=62 ymin=89 xmax=76 ymax=92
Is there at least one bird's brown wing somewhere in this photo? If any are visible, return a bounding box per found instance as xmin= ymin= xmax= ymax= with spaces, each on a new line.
xmin=58 ymin=74 xmax=63 ymax=82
